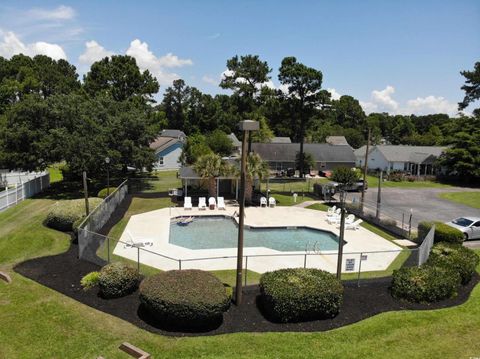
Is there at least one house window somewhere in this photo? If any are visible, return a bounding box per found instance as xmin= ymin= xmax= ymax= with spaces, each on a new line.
xmin=159 ymin=156 xmax=164 ymax=166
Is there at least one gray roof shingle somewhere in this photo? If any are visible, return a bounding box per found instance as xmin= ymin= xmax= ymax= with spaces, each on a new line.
xmin=251 ymin=143 xmax=356 ymax=163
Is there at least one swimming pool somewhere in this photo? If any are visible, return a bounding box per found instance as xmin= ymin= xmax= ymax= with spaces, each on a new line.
xmin=169 ymin=216 xmax=338 ymax=252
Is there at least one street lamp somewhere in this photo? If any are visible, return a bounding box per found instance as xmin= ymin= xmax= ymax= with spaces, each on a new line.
xmin=336 ymin=189 xmax=347 ymax=280
xmin=235 ymin=120 xmax=259 ymax=305
xmin=105 ymin=157 xmax=110 ymax=196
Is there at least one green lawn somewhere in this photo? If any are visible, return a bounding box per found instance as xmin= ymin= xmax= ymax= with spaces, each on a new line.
xmin=366 ymin=175 xmax=453 ymax=189
xmin=2 ymin=176 xmax=480 ymax=357
xmin=48 ymin=164 xmax=64 ymax=183
xmin=271 ymin=192 xmax=315 ymax=206
xmin=261 ymin=177 xmax=330 ymax=193
xmin=438 ymin=191 xmax=480 ymax=209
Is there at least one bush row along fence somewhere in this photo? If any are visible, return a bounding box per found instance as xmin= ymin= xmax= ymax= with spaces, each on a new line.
xmin=0 ymin=172 xmax=50 ymax=213
xmin=78 ymin=180 xmax=128 ymax=261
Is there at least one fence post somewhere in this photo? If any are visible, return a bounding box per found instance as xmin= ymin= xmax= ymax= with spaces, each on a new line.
xmin=304 ymin=253 xmax=307 ymax=268
xmin=357 ymin=252 xmax=363 ymax=287
xmin=15 ymin=184 xmax=18 ymax=205
xmin=107 ymin=236 xmax=110 ymax=263
xmin=178 ymin=259 xmax=182 ymax=270
xmin=5 ymin=187 xmax=8 ymax=208
xmin=137 ymin=248 xmax=140 ymax=273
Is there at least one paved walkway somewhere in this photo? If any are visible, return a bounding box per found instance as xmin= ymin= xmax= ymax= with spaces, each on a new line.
xmin=293 ymin=200 xmax=325 ymax=208
xmin=114 ymin=205 xmax=401 ymax=274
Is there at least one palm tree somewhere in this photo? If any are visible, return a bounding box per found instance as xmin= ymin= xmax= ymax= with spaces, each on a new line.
xmin=194 ymin=153 xmax=231 ymax=198
xmin=245 ymin=153 xmax=269 ymax=203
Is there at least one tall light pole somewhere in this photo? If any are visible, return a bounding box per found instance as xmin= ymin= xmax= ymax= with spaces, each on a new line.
xmin=235 ymin=120 xmax=259 ymax=305
xmin=105 ymin=157 xmax=111 ymax=196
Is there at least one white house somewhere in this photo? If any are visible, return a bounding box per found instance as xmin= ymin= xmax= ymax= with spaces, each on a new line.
xmin=150 ymin=129 xmax=186 ymax=170
xmin=354 ymin=145 xmax=446 ymax=175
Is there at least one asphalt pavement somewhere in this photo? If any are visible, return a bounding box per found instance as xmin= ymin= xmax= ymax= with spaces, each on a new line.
xmin=348 ymin=186 xmax=480 ymax=228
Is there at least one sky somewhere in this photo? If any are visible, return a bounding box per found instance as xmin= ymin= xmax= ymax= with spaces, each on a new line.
xmin=0 ymin=0 xmax=479 ymax=116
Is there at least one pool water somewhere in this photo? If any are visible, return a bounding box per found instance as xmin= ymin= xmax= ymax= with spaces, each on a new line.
xmin=169 ymin=216 xmax=338 ymax=252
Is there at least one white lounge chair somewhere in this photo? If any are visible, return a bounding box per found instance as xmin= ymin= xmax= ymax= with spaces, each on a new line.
xmin=345 ymin=219 xmax=363 ymax=230
xmin=327 ymin=214 xmax=341 ymax=224
xmin=327 ymin=208 xmax=341 ymax=218
xmin=335 ymin=214 xmax=355 ymax=227
xmin=269 ymin=197 xmax=276 ymax=208
xmin=217 ymin=197 xmax=226 ymax=210
xmin=260 ymin=197 xmax=267 ymax=207
xmin=198 ymin=197 xmax=206 ymax=210
xmin=208 ymin=197 xmax=216 ymax=209
xmin=184 ymin=196 xmax=192 ymax=210
xmin=327 ymin=205 xmax=337 ymax=215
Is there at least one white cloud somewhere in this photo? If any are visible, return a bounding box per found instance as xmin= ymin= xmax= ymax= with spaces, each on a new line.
xmin=359 ymin=101 xmax=378 ymax=114
xmin=77 ymin=39 xmax=193 ymax=86
xmin=78 ymin=40 xmax=114 ymax=65
xmin=27 ymin=5 xmax=75 ymax=21
xmin=360 ymin=85 xmax=460 ymax=116
xmin=371 ymin=85 xmax=398 ymax=112
xmin=404 ymin=96 xmax=458 ymax=116
xmin=157 ymin=52 xmax=193 ymax=68
xmin=0 ymin=31 xmax=66 ymax=60
xmin=126 ymin=39 xmax=192 ymax=85
xmin=202 ymin=75 xmax=218 ymax=86
xmin=327 ymin=88 xmax=341 ymax=100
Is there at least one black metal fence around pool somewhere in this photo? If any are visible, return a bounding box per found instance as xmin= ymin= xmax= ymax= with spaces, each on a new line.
xmin=77 ymin=177 xmax=435 ymax=286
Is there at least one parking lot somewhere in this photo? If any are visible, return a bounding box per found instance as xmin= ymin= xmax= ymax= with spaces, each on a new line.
xmin=357 ymin=186 xmax=480 ymax=228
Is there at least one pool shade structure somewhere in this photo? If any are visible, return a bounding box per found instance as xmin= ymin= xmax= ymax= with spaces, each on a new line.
xmin=236 ymin=120 xmax=259 ymax=305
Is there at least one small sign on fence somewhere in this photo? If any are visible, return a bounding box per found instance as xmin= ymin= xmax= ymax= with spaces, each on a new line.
xmin=361 ymin=254 xmax=368 ymax=261
xmin=345 ymin=258 xmax=355 ymax=271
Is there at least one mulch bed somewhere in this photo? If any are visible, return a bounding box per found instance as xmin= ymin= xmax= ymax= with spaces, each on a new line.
xmin=14 ymin=242 xmax=479 ymax=337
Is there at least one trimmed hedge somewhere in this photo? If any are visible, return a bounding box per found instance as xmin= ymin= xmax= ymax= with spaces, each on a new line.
xmin=98 ymin=262 xmax=140 ymax=298
xmin=97 ymin=187 xmax=117 ymax=199
xmin=418 ymin=221 xmax=464 ymax=244
xmin=427 ymin=243 xmax=480 ymax=285
xmin=391 ymin=265 xmax=461 ymax=303
xmin=139 ymin=270 xmax=230 ymax=325
xmin=45 ymin=198 xmax=102 ymax=232
xmin=260 ymin=268 xmax=343 ymax=322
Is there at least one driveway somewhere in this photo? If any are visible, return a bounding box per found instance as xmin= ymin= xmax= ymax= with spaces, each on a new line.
xmin=354 ymin=186 xmax=480 ymax=228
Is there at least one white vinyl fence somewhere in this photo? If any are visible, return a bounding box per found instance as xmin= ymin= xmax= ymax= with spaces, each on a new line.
xmin=0 ymin=173 xmax=50 ymax=212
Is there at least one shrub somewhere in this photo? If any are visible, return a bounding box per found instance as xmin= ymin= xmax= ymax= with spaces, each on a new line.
xmin=45 ymin=198 xmax=102 ymax=232
xmin=80 ymin=271 xmax=100 ymax=291
xmin=139 ymin=270 xmax=231 ymax=326
xmin=417 ymin=221 xmax=464 ymax=244
xmin=98 ymin=262 xmax=140 ymax=298
xmin=391 ymin=265 xmax=461 ymax=303
xmin=427 ymin=243 xmax=480 ymax=284
xmin=260 ymin=268 xmax=343 ymax=322
xmin=97 ymin=187 xmax=117 ymax=199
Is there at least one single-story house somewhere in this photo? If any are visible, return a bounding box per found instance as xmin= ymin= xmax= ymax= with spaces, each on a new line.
xmin=271 ymin=137 xmax=292 ymax=144
xmin=326 ymin=136 xmax=351 ymax=147
xmin=354 ymin=145 xmax=446 ymax=175
xmin=251 ymin=143 xmax=356 ymax=172
xmin=150 ymin=129 xmax=186 ymax=170
xmin=228 ymin=133 xmax=242 ymax=156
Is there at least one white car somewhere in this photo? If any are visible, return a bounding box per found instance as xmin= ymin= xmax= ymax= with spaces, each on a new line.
xmin=445 ymin=217 xmax=480 ymax=240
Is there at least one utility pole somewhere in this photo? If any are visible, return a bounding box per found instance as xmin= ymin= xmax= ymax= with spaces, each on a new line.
xmin=83 ymin=171 xmax=89 ymax=216
xmin=376 ymin=170 xmax=382 ymax=219
xmin=360 ymin=128 xmax=371 ymax=213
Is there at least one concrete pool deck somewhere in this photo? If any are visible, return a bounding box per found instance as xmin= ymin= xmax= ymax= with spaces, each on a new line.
xmin=113 ymin=205 xmax=403 ymax=274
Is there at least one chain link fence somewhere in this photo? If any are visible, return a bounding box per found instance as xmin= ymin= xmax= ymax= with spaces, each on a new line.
xmin=78 ymin=180 xmax=128 ymax=264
